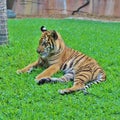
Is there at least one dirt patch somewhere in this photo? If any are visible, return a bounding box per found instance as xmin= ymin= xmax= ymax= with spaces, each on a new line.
xmin=16 ymin=13 xmax=120 ymax=22
xmin=71 ymin=13 xmax=120 ymax=22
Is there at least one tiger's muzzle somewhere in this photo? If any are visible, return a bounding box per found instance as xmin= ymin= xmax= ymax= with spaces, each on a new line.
xmin=37 ymin=48 xmax=49 ymax=59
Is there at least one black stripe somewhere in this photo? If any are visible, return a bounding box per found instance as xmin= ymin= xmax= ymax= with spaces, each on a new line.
xmin=61 ymin=64 xmax=67 ymax=70
xmin=69 ymin=52 xmax=77 ymax=59
xmin=92 ymin=67 xmax=100 ymax=79
xmin=94 ymin=67 xmax=100 ymax=73
xmin=74 ymin=77 xmax=85 ymax=83
xmin=74 ymin=55 xmax=86 ymax=66
xmin=67 ymin=71 xmax=74 ymax=75
xmin=76 ymin=69 xmax=91 ymax=74
xmin=47 ymin=42 xmax=51 ymax=48
xmin=80 ymin=74 xmax=89 ymax=80
xmin=69 ymin=60 xmax=74 ymax=68
xmin=72 ymin=53 xmax=83 ymax=61
xmin=50 ymin=40 xmax=54 ymax=49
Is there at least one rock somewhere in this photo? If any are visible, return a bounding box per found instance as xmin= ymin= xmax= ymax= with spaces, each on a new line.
xmin=7 ymin=9 xmax=16 ymax=18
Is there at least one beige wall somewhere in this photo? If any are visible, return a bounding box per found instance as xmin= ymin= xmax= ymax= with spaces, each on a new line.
xmin=12 ymin=0 xmax=120 ymax=17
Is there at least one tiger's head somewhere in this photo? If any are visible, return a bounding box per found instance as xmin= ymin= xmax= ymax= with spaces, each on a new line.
xmin=37 ymin=26 xmax=58 ymax=59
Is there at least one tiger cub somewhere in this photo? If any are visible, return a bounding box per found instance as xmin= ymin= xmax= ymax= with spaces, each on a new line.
xmin=17 ymin=26 xmax=106 ymax=95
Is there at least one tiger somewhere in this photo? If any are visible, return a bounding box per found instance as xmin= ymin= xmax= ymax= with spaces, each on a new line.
xmin=17 ymin=26 xmax=106 ymax=95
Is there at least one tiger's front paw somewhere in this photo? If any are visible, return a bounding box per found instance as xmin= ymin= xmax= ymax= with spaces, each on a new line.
xmin=16 ymin=70 xmax=22 ymax=74
xmin=58 ymin=88 xmax=73 ymax=95
xmin=35 ymin=78 xmax=51 ymax=85
xmin=16 ymin=67 xmax=33 ymax=74
xmin=58 ymin=89 xmax=68 ymax=95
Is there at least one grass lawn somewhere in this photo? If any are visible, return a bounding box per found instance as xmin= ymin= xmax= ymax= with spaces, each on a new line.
xmin=0 ymin=18 xmax=120 ymax=120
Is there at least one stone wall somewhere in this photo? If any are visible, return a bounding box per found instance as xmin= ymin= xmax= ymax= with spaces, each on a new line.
xmin=11 ymin=0 xmax=120 ymax=17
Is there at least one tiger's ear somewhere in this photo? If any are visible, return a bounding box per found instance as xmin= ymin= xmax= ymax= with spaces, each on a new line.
xmin=51 ymin=30 xmax=58 ymax=40
xmin=40 ymin=26 xmax=47 ymax=32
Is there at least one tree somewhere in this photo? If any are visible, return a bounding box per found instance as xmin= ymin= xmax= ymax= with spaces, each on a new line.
xmin=0 ymin=0 xmax=8 ymax=45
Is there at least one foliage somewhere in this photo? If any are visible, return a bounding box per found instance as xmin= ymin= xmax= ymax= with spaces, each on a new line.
xmin=0 ymin=18 xmax=120 ymax=120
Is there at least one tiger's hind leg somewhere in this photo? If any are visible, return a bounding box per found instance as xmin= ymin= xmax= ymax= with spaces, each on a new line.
xmin=58 ymin=74 xmax=88 ymax=95
xmin=58 ymin=71 xmax=106 ymax=95
xmin=85 ymin=71 xmax=106 ymax=89
xmin=58 ymin=83 xmax=85 ymax=95
xmin=58 ymin=69 xmax=105 ymax=95
xmin=58 ymin=66 xmax=95 ymax=95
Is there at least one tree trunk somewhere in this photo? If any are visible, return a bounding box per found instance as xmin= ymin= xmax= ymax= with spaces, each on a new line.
xmin=7 ymin=0 xmax=14 ymax=9
xmin=0 ymin=0 xmax=8 ymax=45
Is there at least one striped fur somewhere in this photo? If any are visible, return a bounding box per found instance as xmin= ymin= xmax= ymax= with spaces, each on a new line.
xmin=17 ymin=26 xmax=106 ymax=95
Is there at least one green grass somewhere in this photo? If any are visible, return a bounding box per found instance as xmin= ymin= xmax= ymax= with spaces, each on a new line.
xmin=0 ymin=18 xmax=120 ymax=120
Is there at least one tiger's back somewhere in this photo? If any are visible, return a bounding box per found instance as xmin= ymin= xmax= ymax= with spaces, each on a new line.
xmin=60 ymin=47 xmax=106 ymax=85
